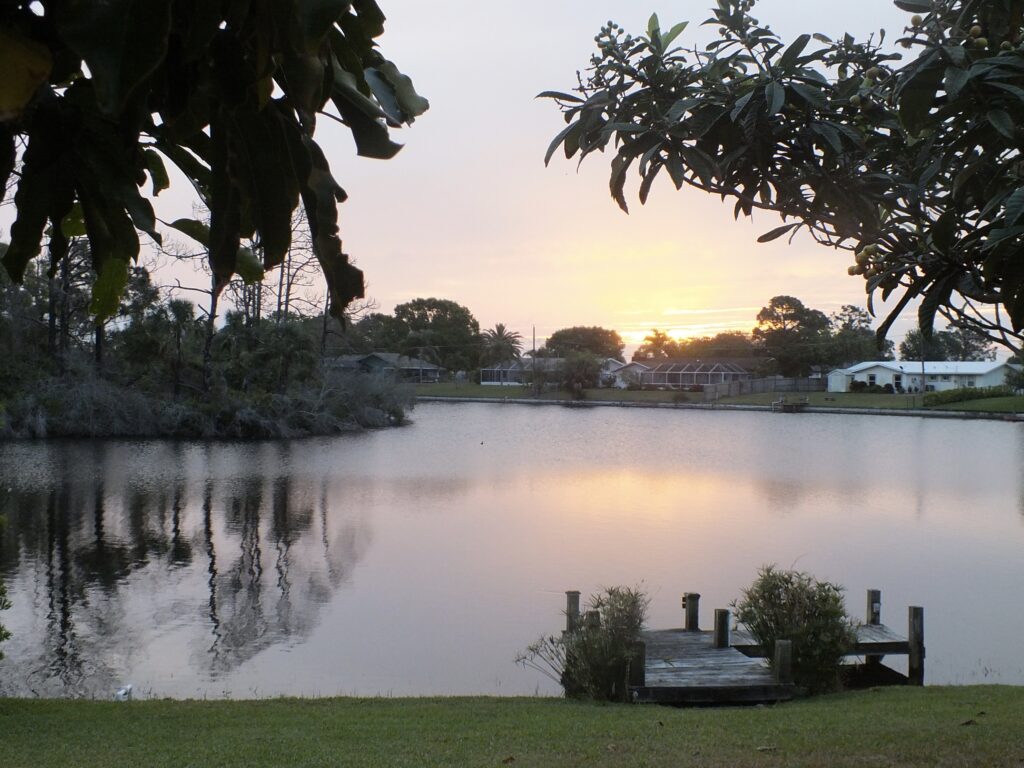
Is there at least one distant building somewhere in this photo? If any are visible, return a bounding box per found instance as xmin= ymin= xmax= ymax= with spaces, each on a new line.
xmin=326 ymin=352 xmax=443 ymax=383
xmin=480 ymin=357 xmax=627 ymax=387
xmin=639 ymin=358 xmax=757 ymax=390
xmin=827 ymin=360 xmax=1021 ymax=393
xmin=480 ymin=357 xmax=564 ymax=386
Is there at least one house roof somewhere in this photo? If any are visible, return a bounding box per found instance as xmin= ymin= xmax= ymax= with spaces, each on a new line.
xmin=481 ymin=357 xmax=565 ymax=372
xmin=644 ymin=358 xmax=757 ymax=375
xmin=834 ymin=360 xmax=1015 ymax=376
xmin=332 ymin=352 xmax=442 ymax=370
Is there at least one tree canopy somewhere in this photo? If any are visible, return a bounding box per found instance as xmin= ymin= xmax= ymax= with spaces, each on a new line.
xmin=393 ymin=297 xmax=481 ymax=372
xmin=545 ymin=0 xmax=1024 ymax=355
xmin=752 ymin=295 xmax=830 ymax=376
xmin=540 ymin=325 xmax=625 ymax=361
xmin=1 ymin=1 xmax=426 ymax=321
xmin=899 ymin=325 xmax=997 ymax=359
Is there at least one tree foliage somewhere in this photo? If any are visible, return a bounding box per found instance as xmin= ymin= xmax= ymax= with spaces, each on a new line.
xmin=545 ymin=0 xmax=1024 ymax=354
xmin=393 ymin=297 xmax=481 ymax=372
xmin=1 ymin=1 xmax=426 ymax=321
xmin=733 ymin=565 xmax=857 ymax=694
xmin=481 ymin=323 xmax=524 ymax=365
xmin=753 ymin=295 xmax=830 ymax=375
xmin=541 ymin=325 xmax=625 ymax=361
xmin=899 ymin=324 xmax=997 ymax=359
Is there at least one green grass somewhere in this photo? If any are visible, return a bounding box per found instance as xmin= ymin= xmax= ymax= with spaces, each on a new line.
xmin=1 ymin=688 xmax=1022 ymax=767
xmin=930 ymin=396 xmax=1024 ymax=413
xmin=415 ymin=386 xmax=1023 ymax=414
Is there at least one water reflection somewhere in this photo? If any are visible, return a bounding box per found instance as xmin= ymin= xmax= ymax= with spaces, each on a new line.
xmin=0 ymin=443 xmax=372 ymax=697
xmin=1 ymin=405 xmax=1022 ymax=697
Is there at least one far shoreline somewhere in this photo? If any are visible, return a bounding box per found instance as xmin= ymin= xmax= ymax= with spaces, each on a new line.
xmin=416 ymin=394 xmax=1024 ymax=423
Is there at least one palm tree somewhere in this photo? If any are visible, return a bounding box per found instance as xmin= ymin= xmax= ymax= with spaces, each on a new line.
xmin=481 ymin=324 xmax=523 ymax=366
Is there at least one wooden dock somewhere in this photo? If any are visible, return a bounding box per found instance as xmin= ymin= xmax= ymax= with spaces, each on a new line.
xmin=636 ymin=628 xmax=792 ymax=704
xmin=771 ymin=397 xmax=809 ymax=413
xmin=562 ymin=589 xmax=924 ymax=706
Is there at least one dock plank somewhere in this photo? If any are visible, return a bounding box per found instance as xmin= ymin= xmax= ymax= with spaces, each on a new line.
xmin=732 ymin=624 xmax=910 ymax=657
xmin=635 ymin=629 xmax=793 ymax=704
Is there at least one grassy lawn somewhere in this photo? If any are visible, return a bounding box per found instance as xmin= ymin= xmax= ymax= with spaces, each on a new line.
xmin=929 ymin=396 xmax=1024 ymax=413
xmin=415 ymin=386 xmax=1023 ymax=414
xmin=2 ymin=688 xmax=1022 ymax=767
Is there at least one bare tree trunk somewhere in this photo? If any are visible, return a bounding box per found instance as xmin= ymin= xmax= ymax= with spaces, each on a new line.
xmin=320 ymin=292 xmax=330 ymax=358
xmin=203 ymin=279 xmax=219 ymax=391
xmin=94 ymin=321 xmax=104 ymax=372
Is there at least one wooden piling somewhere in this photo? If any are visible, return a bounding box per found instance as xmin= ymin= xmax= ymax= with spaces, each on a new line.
xmin=684 ymin=593 xmax=700 ymax=631
xmin=565 ymin=591 xmax=580 ymax=633
xmin=908 ymin=606 xmax=925 ymax=685
xmin=713 ymin=609 xmax=730 ymax=649
xmin=773 ymin=639 xmax=794 ymax=685
xmin=866 ymin=589 xmax=882 ymax=666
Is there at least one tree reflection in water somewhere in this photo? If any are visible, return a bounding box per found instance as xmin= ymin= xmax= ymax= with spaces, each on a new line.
xmin=0 ymin=442 xmax=372 ymax=697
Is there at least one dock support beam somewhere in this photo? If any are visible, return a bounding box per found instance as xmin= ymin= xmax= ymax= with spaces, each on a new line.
xmin=683 ymin=593 xmax=700 ymax=631
xmin=908 ymin=606 xmax=925 ymax=685
xmin=866 ymin=589 xmax=883 ymax=666
xmin=713 ymin=609 xmax=730 ymax=649
xmin=774 ymin=639 xmax=794 ymax=685
xmin=565 ymin=591 xmax=580 ymax=633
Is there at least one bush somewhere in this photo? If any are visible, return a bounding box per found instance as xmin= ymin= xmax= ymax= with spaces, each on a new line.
xmin=517 ymin=585 xmax=649 ymax=702
xmin=923 ymin=385 xmax=1015 ymax=407
xmin=849 ymin=380 xmax=867 ymax=392
xmin=671 ymin=391 xmax=690 ymax=404
xmin=733 ymin=566 xmax=857 ymax=694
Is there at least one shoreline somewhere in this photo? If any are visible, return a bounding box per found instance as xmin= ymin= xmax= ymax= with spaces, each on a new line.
xmin=416 ymin=395 xmax=1024 ymax=423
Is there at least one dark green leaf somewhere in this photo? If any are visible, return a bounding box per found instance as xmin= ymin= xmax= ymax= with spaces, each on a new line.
xmin=169 ymin=218 xmax=211 ymax=247
xmin=235 ymin=246 xmax=265 ymax=284
xmin=296 ymin=0 xmax=349 ymax=54
xmin=894 ymin=0 xmax=931 ymax=11
xmin=1004 ymin=188 xmax=1024 ymax=227
xmin=943 ymin=66 xmax=969 ymax=99
xmin=988 ymin=109 xmax=1016 ymax=140
xmin=766 ymin=81 xmax=785 ymax=115
xmin=56 ymin=0 xmax=173 ymax=116
xmin=143 ymin=149 xmax=170 ymax=196
xmin=778 ymin=34 xmax=811 ymax=71
xmin=90 ymin=255 xmax=130 ymax=321
xmin=757 ymin=222 xmax=799 ymax=242
xmin=537 ymin=91 xmax=585 ymax=103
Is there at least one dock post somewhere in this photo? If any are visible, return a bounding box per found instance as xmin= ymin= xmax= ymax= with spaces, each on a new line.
xmin=713 ymin=609 xmax=731 ymax=649
xmin=565 ymin=591 xmax=581 ymax=633
xmin=773 ymin=639 xmax=794 ymax=685
xmin=683 ymin=593 xmax=700 ymax=631
xmin=908 ymin=606 xmax=925 ymax=685
xmin=866 ymin=589 xmax=882 ymax=666
xmin=628 ymin=640 xmax=646 ymax=687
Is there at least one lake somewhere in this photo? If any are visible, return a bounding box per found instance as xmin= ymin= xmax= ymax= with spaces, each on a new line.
xmin=1 ymin=402 xmax=1022 ymax=698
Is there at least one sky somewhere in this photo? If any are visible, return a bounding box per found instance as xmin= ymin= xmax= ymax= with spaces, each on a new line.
xmin=321 ymin=0 xmax=914 ymax=349
xmin=3 ymin=1 xmax=920 ymax=352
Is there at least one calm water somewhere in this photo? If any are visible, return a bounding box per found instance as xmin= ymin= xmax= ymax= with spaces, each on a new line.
xmin=1 ymin=402 xmax=1022 ymax=698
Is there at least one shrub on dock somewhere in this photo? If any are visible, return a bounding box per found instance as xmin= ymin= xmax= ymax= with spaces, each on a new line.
xmin=733 ymin=566 xmax=857 ymax=694
xmin=517 ymin=585 xmax=649 ymax=703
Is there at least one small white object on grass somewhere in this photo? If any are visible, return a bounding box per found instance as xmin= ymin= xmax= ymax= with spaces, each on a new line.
xmin=114 ymin=685 xmax=133 ymax=701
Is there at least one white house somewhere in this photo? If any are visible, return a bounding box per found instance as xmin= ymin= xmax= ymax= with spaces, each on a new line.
xmin=827 ymin=360 xmax=1021 ymax=393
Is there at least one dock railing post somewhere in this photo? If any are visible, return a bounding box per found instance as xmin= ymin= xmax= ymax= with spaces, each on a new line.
xmin=565 ymin=591 xmax=581 ymax=634
xmin=713 ymin=609 xmax=730 ymax=649
xmin=908 ymin=606 xmax=925 ymax=685
xmin=683 ymin=593 xmax=700 ymax=631
xmin=866 ymin=589 xmax=882 ymax=666
xmin=773 ymin=639 xmax=794 ymax=685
